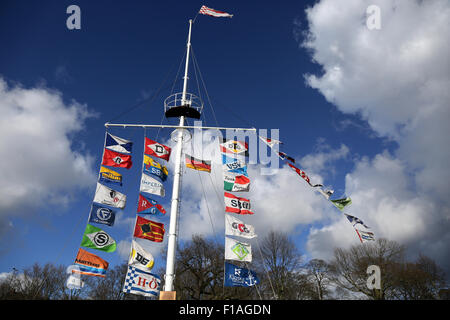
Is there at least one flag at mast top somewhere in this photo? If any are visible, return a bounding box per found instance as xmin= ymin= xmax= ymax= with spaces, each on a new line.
xmin=199 ymin=5 xmax=233 ymax=18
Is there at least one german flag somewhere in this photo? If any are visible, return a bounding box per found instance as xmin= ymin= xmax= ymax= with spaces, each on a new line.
xmin=134 ymin=216 xmax=165 ymax=242
xmin=185 ymin=154 xmax=211 ymax=172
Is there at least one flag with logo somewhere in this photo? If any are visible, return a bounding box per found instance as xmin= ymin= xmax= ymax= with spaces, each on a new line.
xmin=129 ymin=240 xmax=155 ymax=270
xmin=222 ymin=155 xmax=248 ymax=176
xmin=199 ymin=5 xmax=233 ymax=18
xmin=123 ymin=265 xmax=161 ymax=298
xmin=355 ymin=228 xmax=375 ymax=243
xmin=73 ymin=248 xmax=109 ymax=278
xmin=144 ymin=137 xmax=171 ymax=161
xmin=220 ymin=138 xmax=249 ymax=157
xmin=134 ymin=216 xmax=165 ymax=243
xmin=223 ymin=173 xmax=250 ymax=192
xmin=93 ymin=183 xmax=127 ymax=209
xmin=331 ymin=197 xmax=352 ymax=211
xmin=80 ymin=224 xmax=116 ymax=252
xmin=137 ymin=194 xmax=166 ymax=215
xmin=102 ymin=148 xmax=133 ymax=169
xmin=185 ymin=154 xmax=211 ymax=172
xmin=99 ymin=166 xmax=123 ymax=186
xmin=225 ymin=214 xmax=257 ymax=239
xmin=140 ymin=173 xmax=165 ymax=197
xmin=224 ymin=262 xmax=259 ymax=287
xmin=143 ymin=155 xmax=168 ymax=181
xmin=88 ymin=203 xmax=116 ymax=227
xmin=105 ymin=132 xmax=133 ymax=154
xmin=345 ymin=214 xmax=370 ymax=229
xmin=224 ymin=192 xmax=253 ymax=215
xmin=225 ymin=236 xmax=252 ymax=262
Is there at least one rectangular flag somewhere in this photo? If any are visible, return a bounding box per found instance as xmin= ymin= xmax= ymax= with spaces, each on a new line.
xmin=345 ymin=214 xmax=370 ymax=229
xmin=185 ymin=154 xmax=211 ymax=172
xmin=278 ymin=151 xmax=295 ymax=163
xmin=134 ymin=216 xmax=165 ymax=243
xmin=355 ymin=228 xmax=375 ymax=243
xmin=105 ymin=132 xmax=133 ymax=154
xmin=73 ymin=248 xmax=109 ymax=278
xmin=137 ymin=194 xmax=166 ymax=215
xmin=199 ymin=5 xmax=233 ymax=18
xmin=129 ymin=240 xmax=155 ymax=270
xmin=88 ymin=203 xmax=116 ymax=227
xmin=224 ymin=192 xmax=253 ymax=215
xmin=225 ymin=214 xmax=257 ymax=239
xmin=331 ymin=197 xmax=352 ymax=211
xmin=81 ymin=224 xmax=116 ymax=252
xmin=140 ymin=173 xmax=165 ymax=197
xmin=144 ymin=137 xmax=171 ymax=161
xmin=317 ymin=187 xmax=334 ymax=200
xmin=99 ymin=166 xmax=122 ymax=186
xmin=222 ymin=155 xmax=248 ymax=176
xmin=123 ymin=265 xmax=161 ymax=298
xmin=224 ymin=262 xmax=259 ymax=287
xmin=102 ymin=148 xmax=133 ymax=169
xmin=225 ymin=236 xmax=252 ymax=262
xmin=220 ymin=138 xmax=249 ymax=157
xmin=93 ymin=183 xmax=126 ymax=209
xmin=288 ymin=163 xmax=323 ymax=187
xmin=260 ymin=136 xmax=283 ymax=148
xmin=143 ymin=155 xmax=168 ymax=181
xmin=223 ymin=173 xmax=250 ymax=192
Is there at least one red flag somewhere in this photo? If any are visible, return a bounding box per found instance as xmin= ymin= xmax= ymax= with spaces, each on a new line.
xmin=137 ymin=194 xmax=166 ymax=215
xmin=102 ymin=148 xmax=132 ymax=169
xmin=288 ymin=163 xmax=323 ymax=187
xmin=134 ymin=216 xmax=165 ymax=242
xmin=224 ymin=192 xmax=253 ymax=215
xmin=144 ymin=138 xmax=171 ymax=161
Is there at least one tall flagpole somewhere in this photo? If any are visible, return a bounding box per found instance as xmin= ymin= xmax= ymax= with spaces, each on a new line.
xmin=163 ymin=19 xmax=193 ymax=295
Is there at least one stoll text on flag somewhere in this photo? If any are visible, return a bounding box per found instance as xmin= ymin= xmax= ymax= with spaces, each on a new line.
xmin=105 ymin=132 xmax=133 ymax=154
xmin=199 ymin=5 xmax=233 ymax=18
xmin=224 ymin=262 xmax=259 ymax=287
xmin=73 ymin=248 xmax=109 ymax=278
xmin=134 ymin=216 xmax=165 ymax=243
xmin=102 ymin=148 xmax=133 ymax=169
xmin=123 ymin=265 xmax=161 ymax=298
xmin=93 ymin=183 xmax=126 ymax=209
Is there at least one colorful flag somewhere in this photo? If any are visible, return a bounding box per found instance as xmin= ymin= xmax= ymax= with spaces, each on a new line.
xmin=102 ymin=148 xmax=133 ymax=169
xmin=143 ymin=155 xmax=168 ymax=181
xmin=105 ymin=132 xmax=133 ymax=154
xmin=137 ymin=194 xmax=166 ymax=215
xmin=224 ymin=262 xmax=259 ymax=287
xmin=222 ymin=155 xmax=248 ymax=176
xmin=317 ymin=187 xmax=334 ymax=200
xmin=224 ymin=192 xmax=253 ymax=215
xmin=278 ymin=151 xmax=295 ymax=163
xmin=122 ymin=265 xmax=161 ymax=298
xmin=80 ymin=224 xmax=116 ymax=252
xmin=225 ymin=214 xmax=257 ymax=239
xmin=345 ymin=214 xmax=370 ymax=229
xmin=199 ymin=5 xmax=233 ymax=18
xmin=288 ymin=163 xmax=323 ymax=187
xmin=73 ymin=248 xmax=109 ymax=278
xmin=88 ymin=203 xmax=116 ymax=227
xmin=99 ymin=166 xmax=123 ymax=186
xmin=134 ymin=216 xmax=165 ymax=243
xmin=220 ymin=138 xmax=249 ymax=157
xmin=331 ymin=197 xmax=352 ymax=211
xmin=144 ymin=137 xmax=171 ymax=161
xmin=129 ymin=240 xmax=155 ymax=270
xmin=185 ymin=154 xmax=211 ymax=172
xmin=225 ymin=237 xmax=252 ymax=262
xmin=260 ymin=136 xmax=283 ymax=148
xmin=223 ymin=173 xmax=250 ymax=192
xmin=140 ymin=173 xmax=165 ymax=197
xmin=355 ymin=228 xmax=375 ymax=243
xmin=93 ymin=183 xmax=127 ymax=209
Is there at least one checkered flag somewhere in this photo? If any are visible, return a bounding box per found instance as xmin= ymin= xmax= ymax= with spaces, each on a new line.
xmin=122 ymin=265 xmax=161 ymax=297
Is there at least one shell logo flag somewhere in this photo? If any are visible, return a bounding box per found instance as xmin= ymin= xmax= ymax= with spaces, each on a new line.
xmin=73 ymin=248 xmax=109 ymax=278
xmin=134 ymin=216 xmax=165 ymax=243
xmin=224 ymin=192 xmax=253 ymax=215
xmin=144 ymin=137 xmax=171 ymax=161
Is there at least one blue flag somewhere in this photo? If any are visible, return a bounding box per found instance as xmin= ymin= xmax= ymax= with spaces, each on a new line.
xmin=222 ymin=155 xmax=248 ymax=176
xmin=105 ymin=133 xmax=133 ymax=154
xmin=88 ymin=203 xmax=116 ymax=227
xmin=224 ymin=262 xmax=259 ymax=287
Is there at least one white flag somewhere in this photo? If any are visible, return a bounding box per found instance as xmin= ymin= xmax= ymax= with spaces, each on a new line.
xmin=225 ymin=236 xmax=252 ymax=262
xmin=129 ymin=240 xmax=155 ymax=270
xmin=122 ymin=265 xmax=160 ymax=298
xmin=140 ymin=173 xmax=165 ymax=197
xmin=93 ymin=183 xmax=126 ymax=209
xmin=225 ymin=214 xmax=257 ymax=239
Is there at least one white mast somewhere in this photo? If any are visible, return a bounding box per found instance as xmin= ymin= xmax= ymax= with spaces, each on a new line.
xmin=163 ymin=19 xmax=193 ymax=293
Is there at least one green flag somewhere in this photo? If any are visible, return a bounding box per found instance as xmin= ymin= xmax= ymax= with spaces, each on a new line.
xmin=331 ymin=197 xmax=352 ymax=211
xmin=81 ymin=224 xmax=116 ymax=252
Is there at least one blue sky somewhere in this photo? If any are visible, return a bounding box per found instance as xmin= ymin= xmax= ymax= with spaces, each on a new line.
xmin=1 ymin=0 xmax=449 ymax=285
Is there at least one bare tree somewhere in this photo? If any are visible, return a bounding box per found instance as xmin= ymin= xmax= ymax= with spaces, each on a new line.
xmin=305 ymin=259 xmax=331 ymax=300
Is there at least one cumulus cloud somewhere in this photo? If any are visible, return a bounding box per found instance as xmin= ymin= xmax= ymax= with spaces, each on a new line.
xmin=300 ymin=0 xmax=450 ymax=272
xmin=0 ymin=77 xmax=97 ymax=239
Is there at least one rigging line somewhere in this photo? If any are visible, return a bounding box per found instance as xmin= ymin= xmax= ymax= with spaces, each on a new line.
xmin=243 ymin=260 xmax=263 ymax=300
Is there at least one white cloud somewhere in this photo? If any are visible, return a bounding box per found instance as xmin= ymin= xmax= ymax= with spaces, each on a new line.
xmin=0 ymin=77 xmax=97 ymax=233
